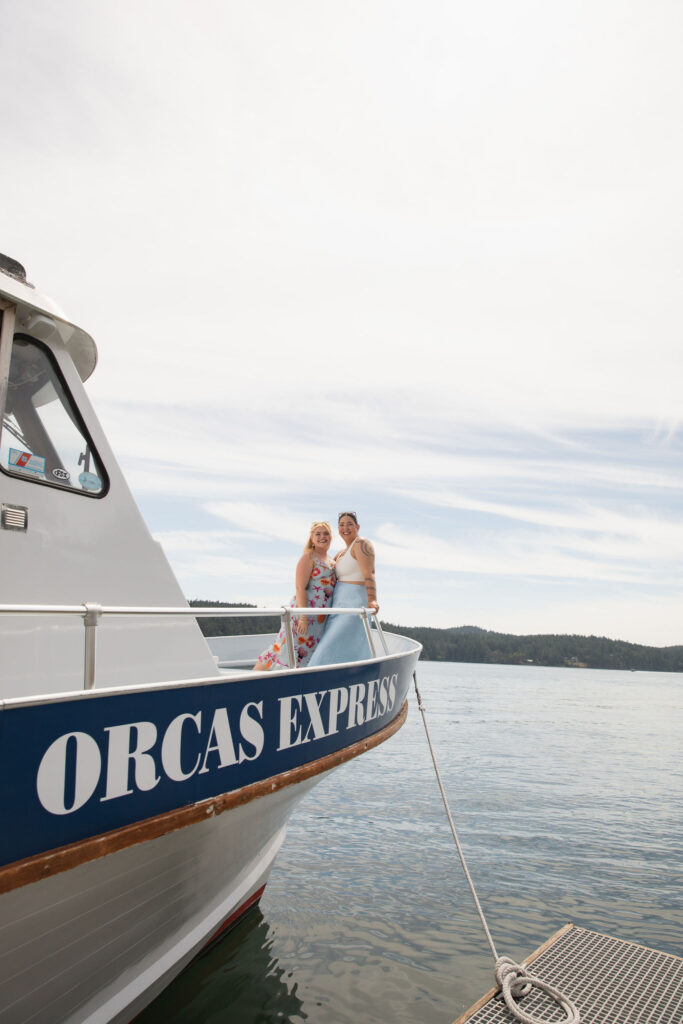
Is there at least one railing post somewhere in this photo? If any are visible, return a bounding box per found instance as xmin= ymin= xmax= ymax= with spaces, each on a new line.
xmin=361 ymin=608 xmax=377 ymax=657
xmin=83 ymin=602 xmax=102 ymax=689
xmin=282 ymin=607 xmax=297 ymax=669
xmin=374 ymin=615 xmax=389 ymax=654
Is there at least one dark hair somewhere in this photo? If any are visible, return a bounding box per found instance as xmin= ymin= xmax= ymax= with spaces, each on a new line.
xmin=338 ymin=511 xmax=358 ymax=524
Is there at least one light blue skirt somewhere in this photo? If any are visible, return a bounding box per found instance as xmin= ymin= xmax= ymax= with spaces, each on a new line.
xmin=307 ymin=582 xmax=371 ymax=667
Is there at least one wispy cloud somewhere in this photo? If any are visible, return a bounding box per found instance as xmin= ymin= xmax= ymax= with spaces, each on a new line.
xmin=375 ymin=524 xmax=673 ymax=586
xmin=403 ymin=491 xmax=683 ymax=553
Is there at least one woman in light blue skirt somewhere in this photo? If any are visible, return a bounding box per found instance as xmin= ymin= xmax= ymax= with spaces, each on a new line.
xmin=308 ymin=511 xmax=379 ymax=667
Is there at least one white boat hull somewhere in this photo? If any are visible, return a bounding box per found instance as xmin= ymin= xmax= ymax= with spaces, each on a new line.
xmin=0 ymin=643 xmax=416 ymax=1024
xmin=1 ymin=775 xmax=327 ymax=1024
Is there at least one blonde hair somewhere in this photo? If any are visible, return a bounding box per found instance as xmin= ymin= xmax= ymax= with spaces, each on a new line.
xmin=305 ymin=520 xmax=332 ymax=553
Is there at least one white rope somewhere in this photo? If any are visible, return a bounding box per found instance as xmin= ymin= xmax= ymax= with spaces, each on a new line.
xmin=412 ymin=671 xmax=580 ymax=1024
xmin=495 ymin=958 xmax=580 ymax=1024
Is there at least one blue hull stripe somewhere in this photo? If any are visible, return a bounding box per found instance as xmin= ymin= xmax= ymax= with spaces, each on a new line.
xmin=0 ymin=654 xmax=415 ymax=867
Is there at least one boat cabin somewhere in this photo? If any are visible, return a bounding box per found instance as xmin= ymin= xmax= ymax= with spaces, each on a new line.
xmin=0 ymin=254 xmax=220 ymax=699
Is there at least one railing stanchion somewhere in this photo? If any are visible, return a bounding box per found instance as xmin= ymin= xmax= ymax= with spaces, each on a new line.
xmin=361 ymin=608 xmax=377 ymax=657
xmin=83 ymin=602 xmax=102 ymax=690
xmin=374 ymin=615 xmax=389 ymax=655
xmin=283 ymin=607 xmax=297 ymax=669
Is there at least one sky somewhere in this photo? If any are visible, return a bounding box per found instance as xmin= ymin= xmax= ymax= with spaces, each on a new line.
xmin=2 ymin=1 xmax=683 ymax=646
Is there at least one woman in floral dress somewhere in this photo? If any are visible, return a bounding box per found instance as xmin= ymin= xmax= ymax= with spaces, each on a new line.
xmin=253 ymin=521 xmax=336 ymax=670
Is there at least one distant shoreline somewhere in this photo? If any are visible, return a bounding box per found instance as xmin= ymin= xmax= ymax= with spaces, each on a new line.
xmin=189 ymin=601 xmax=683 ymax=673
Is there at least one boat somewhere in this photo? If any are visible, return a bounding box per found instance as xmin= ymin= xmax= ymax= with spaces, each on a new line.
xmin=0 ymin=253 xmax=422 ymax=1024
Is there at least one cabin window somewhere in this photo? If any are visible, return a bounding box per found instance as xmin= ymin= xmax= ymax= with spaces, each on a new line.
xmin=0 ymin=334 xmax=108 ymax=496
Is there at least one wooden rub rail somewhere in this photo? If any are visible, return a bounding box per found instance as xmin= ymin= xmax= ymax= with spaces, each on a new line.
xmin=454 ymin=924 xmax=683 ymax=1024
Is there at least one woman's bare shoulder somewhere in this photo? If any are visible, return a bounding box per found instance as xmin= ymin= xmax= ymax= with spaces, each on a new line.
xmin=354 ymin=536 xmax=374 ymax=558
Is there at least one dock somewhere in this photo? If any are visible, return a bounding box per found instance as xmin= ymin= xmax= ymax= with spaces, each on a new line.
xmin=454 ymin=923 xmax=683 ymax=1024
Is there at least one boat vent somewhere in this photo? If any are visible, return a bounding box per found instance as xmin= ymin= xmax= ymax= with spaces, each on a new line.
xmin=1 ymin=504 xmax=28 ymax=531
xmin=0 ymin=253 xmax=29 ymax=284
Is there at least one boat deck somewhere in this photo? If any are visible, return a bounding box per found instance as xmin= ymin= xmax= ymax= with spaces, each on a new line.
xmin=454 ymin=923 xmax=683 ymax=1024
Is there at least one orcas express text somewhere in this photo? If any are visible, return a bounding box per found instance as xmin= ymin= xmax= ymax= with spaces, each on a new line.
xmin=36 ymin=674 xmax=399 ymax=815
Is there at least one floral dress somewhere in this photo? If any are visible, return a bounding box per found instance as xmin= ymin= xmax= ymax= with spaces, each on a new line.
xmin=254 ymin=555 xmax=336 ymax=670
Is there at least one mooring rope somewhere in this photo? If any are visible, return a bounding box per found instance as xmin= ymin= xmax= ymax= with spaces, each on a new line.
xmin=412 ymin=671 xmax=580 ymax=1024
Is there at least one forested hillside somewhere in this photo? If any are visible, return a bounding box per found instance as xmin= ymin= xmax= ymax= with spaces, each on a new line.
xmin=189 ymin=601 xmax=683 ymax=672
xmin=189 ymin=600 xmax=281 ymax=636
xmin=380 ymin=623 xmax=683 ymax=671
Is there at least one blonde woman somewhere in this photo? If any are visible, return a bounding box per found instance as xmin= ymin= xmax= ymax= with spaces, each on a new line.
xmin=253 ymin=522 xmax=336 ymax=670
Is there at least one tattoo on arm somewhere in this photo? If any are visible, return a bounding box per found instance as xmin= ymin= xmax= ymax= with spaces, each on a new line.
xmin=355 ymin=538 xmax=377 ymax=603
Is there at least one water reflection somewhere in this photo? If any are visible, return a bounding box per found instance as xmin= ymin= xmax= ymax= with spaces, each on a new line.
xmin=137 ymin=908 xmax=307 ymax=1024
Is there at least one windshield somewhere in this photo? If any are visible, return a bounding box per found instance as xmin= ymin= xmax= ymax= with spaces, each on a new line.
xmin=0 ymin=334 xmax=107 ymax=496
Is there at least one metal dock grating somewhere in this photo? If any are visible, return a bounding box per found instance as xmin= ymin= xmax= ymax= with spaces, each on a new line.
xmin=454 ymin=924 xmax=683 ymax=1024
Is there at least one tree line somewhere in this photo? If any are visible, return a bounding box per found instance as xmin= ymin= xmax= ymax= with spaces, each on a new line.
xmin=378 ymin=623 xmax=683 ymax=671
xmin=189 ymin=601 xmax=683 ymax=672
xmin=189 ymin=600 xmax=281 ymax=637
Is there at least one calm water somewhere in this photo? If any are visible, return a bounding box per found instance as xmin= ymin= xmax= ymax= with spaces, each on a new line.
xmin=139 ymin=663 xmax=683 ymax=1023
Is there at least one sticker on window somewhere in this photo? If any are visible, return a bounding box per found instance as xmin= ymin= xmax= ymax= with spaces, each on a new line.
xmin=78 ymin=471 xmax=101 ymax=491
xmin=9 ymin=448 xmax=46 ymax=476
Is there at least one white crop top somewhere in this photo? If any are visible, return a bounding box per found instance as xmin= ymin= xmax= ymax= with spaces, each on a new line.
xmin=335 ymin=538 xmax=365 ymax=583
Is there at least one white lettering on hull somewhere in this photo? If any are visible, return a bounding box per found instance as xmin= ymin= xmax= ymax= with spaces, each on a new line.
xmin=277 ymin=674 xmax=398 ymax=750
xmin=36 ymin=731 xmax=102 ymax=815
xmin=35 ymin=675 xmax=399 ymax=816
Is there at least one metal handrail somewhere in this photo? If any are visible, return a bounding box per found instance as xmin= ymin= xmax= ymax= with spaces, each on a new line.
xmin=0 ymin=604 xmax=376 ymax=618
xmin=0 ymin=602 xmax=388 ymax=688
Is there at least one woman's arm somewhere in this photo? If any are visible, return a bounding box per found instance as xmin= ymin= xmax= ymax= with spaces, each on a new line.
xmin=354 ymin=538 xmax=379 ymax=612
xmin=295 ymin=553 xmax=314 ymax=634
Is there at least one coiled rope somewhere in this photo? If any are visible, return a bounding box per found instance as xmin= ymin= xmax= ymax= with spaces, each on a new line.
xmin=412 ymin=671 xmax=580 ymax=1024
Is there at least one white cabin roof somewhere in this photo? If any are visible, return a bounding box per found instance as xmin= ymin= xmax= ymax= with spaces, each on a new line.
xmin=0 ymin=255 xmax=97 ymax=383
